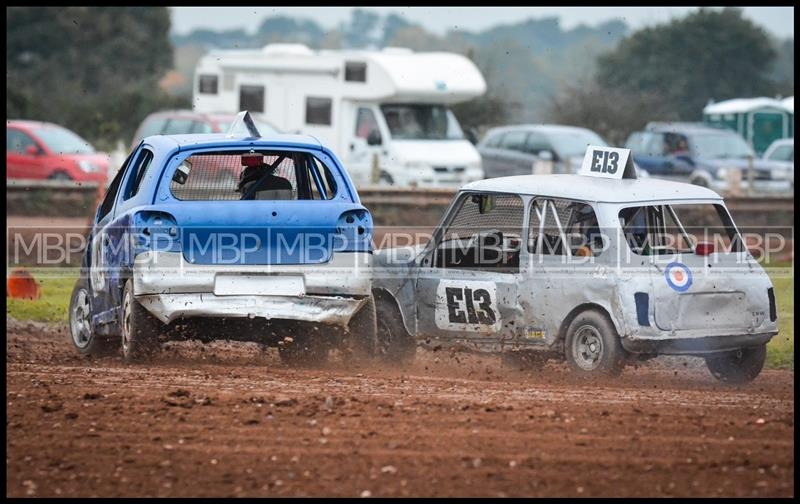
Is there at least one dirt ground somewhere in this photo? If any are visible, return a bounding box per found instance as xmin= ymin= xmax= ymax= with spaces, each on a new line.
xmin=6 ymin=319 xmax=794 ymax=498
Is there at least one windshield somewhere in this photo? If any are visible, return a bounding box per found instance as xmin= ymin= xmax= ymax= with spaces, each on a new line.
xmin=380 ymin=104 xmax=464 ymax=140
xmin=35 ymin=126 xmax=95 ymax=154
xmin=548 ymin=130 xmax=608 ymax=158
xmin=689 ymin=132 xmax=753 ymax=160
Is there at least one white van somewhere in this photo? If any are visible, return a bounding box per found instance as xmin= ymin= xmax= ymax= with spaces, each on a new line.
xmin=193 ymin=44 xmax=487 ymax=188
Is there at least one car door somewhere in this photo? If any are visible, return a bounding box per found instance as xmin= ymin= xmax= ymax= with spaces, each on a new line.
xmin=6 ymin=128 xmax=46 ymax=179
xmin=414 ymin=191 xmax=526 ymax=348
xmin=88 ymin=148 xmax=136 ymax=323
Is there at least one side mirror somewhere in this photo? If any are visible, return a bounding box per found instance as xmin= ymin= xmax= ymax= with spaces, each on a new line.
xmin=25 ymin=145 xmax=40 ymax=156
xmin=366 ymin=130 xmax=382 ymax=146
xmin=465 ymin=128 xmax=478 ymax=145
xmin=172 ymin=160 xmax=192 ymax=185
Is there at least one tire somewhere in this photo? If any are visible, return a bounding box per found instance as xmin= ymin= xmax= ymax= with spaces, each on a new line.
xmin=68 ymin=277 xmax=115 ymax=356
xmin=341 ymin=297 xmax=378 ymax=366
xmin=690 ymin=177 xmax=709 ymax=188
xmin=277 ymin=325 xmax=332 ymax=367
xmin=49 ymin=171 xmax=72 ymax=181
xmin=374 ymin=293 xmax=416 ymax=366
xmin=705 ymin=344 xmax=766 ymax=384
xmin=120 ymin=279 xmax=162 ymax=363
xmin=564 ymin=310 xmax=627 ymax=376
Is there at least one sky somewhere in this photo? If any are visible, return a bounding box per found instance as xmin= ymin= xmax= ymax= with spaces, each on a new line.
xmin=170 ymin=6 xmax=794 ymax=39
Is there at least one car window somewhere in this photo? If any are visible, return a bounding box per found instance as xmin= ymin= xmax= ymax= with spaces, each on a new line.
xmin=162 ymin=119 xmax=196 ymax=135
xmin=627 ymin=132 xmax=665 ymax=157
xmin=191 ymin=121 xmax=214 ymax=134
xmin=355 ymin=108 xmax=380 ymax=139
xmin=523 ymin=132 xmax=552 ymax=156
xmin=618 ymin=203 xmax=743 ymax=256
xmin=97 ymin=148 xmax=136 ymax=222
xmin=529 ymin=198 xmax=603 ymax=257
xmin=170 ymin=150 xmax=337 ymax=201
xmin=138 ymin=116 xmax=168 ymax=139
xmin=121 ymin=148 xmax=154 ymax=200
xmin=483 ymin=132 xmax=503 ymax=148
xmin=433 ymin=193 xmax=524 ymax=272
xmin=6 ymin=128 xmax=38 ymax=153
xmin=768 ymin=144 xmax=794 ymax=162
xmin=34 ymin=126 xmax=94 ymax=154
xmin=499 ymin=131 xmax=528 ymax=152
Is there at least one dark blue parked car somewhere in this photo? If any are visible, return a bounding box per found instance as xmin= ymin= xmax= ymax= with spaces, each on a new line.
xmin=625 ymin=123 xmax=792 ymax=193
xmin=69 ymin=113 xmax=376 ymax=365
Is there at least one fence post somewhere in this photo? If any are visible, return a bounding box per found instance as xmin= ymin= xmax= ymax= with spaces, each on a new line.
xmin=747 ymin=154 xmax=754 ymax=197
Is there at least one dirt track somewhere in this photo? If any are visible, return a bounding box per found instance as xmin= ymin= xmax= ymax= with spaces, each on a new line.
xmin=6 ymin=320 xmax=794 ymax=497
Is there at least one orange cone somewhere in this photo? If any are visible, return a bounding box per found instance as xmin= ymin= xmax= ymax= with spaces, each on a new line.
xmin=7 ymin=269 xmax=41 ymax=300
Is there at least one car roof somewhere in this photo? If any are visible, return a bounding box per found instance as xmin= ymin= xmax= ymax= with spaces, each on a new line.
xmin=461 ymin=174 xmax=723 ymax=203
xmin=141 ymin=132 xmax=323 ymax=151
xmin=7 ymin=119 xmax=65 ymax=130
xmin=643 ymin=122 xmax=732 ymax=135
xmin=485 ymin=124 xmax=595 ymax=136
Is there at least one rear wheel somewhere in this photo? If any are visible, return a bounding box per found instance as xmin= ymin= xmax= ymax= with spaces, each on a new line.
xmin=69 ymin=277 xmax=114 ymax=356
xmin=341 ymin=297 xmax=378 ymax=366
xmin=564 ymin=310 xmax=626 ymax=377
xmin=375 ymin=293 xmax=416 ymax=366
xmin=120 ymin=280 xmax=162 ymax=363
xmin=705 ymin=344 xmax=766 ymax=384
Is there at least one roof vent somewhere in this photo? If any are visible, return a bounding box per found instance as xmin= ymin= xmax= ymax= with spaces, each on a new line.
xmin=261 ymin=44 xmax=314 ymax=56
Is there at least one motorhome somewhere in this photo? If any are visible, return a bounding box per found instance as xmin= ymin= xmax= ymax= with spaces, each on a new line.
xmin=193 ymin=44 xmax=487 ymax=188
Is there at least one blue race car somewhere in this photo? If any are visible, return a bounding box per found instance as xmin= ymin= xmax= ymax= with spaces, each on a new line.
xmin=69 ymin=113 xmax=376 ymax=365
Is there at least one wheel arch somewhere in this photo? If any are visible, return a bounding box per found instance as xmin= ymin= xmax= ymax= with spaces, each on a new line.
xmin=372 ymin=287 xmax=413 ymax=337
xmin=556 ymin=302 xmax=622 ymax=345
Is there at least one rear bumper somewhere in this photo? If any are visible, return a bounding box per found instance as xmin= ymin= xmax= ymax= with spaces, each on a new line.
xmin=137 ymin=292 xmax=369 ymax=326
xmin=622 ymin=331 xmax=777 ymax=355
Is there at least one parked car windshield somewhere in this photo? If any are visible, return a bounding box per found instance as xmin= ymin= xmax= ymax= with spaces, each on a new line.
xmin=548 ymin=130 xmax=608 ymax=159
xmin=689 ymin=132 xmax=753 ymax=160
xmin=35 ymin=126 xmax=95 ymax=154
xmin=380 ymin=104 xmax=464 ymax=140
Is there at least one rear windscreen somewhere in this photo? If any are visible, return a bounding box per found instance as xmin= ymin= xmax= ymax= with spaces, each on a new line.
xmin=169 ymin=150 xmax=337 ymax=201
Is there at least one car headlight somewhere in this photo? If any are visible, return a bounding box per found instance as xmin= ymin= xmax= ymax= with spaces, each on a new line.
xmin=78 ymin=160 xmax=100 ymax=173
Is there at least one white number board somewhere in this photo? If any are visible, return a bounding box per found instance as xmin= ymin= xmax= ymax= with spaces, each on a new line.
xmin=579 ymin=145 xmax=633 ymax=179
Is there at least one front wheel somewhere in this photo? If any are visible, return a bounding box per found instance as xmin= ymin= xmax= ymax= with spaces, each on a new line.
xmin=120 ymin=279 xmax=162 ymax=363
xmin=69 ymin=277 xmax=115 ymax=356
xmin=375 ymin=294 xmax=416 ymax=366
xmin=564 ymin=310 xmax=627 ymax=377
xmin=705 ymin=344 xmax=766 ymax=384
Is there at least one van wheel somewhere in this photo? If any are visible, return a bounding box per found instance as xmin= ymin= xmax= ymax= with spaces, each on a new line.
xmin=705 ymin=344 xmax=766 ymax=384
xmin=564 ymin=310 xmax=626 ymax=376
xmin=341 ymin=297 xmax=378 ymax=366
xmin=49 ymin=171 xmax=72 ymax=181
xmin=120 ymin=280 xmax=161 ymax=363
xmin=690 ymin=177 xmax=709 ymax=188
xmin=69 ymin=277 xmax=114 ymax=356
xmin=375 ymin=294 xmax=416 ymax=366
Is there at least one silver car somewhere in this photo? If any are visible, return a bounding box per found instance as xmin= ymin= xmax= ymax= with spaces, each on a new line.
xmin=477 ymin=124 xmax=611 ymax=178
xmin=372 ymin=173 xmax=778 ymax=382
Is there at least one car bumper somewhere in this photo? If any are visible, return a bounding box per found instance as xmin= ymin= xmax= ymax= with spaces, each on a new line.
xmin=137 ymin=292 xmax=370 ymax=326
xmin=621 ymin=331 xmax=777 ymax=355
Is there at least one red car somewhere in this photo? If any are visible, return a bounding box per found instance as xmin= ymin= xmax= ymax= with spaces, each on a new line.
xmin=6 ymin=120 xmax=110 ymax=183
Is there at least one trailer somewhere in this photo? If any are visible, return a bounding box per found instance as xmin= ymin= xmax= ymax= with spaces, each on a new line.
xmin=193 ymin=44 xmax=487 ymax=188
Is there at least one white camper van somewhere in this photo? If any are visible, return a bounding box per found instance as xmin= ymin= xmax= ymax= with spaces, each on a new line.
xmin=193 ymin=44 xmax=487 ymax=188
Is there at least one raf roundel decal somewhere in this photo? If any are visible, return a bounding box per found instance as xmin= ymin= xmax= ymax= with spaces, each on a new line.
xmin=664 ymin=262 xmax=692 ymax=292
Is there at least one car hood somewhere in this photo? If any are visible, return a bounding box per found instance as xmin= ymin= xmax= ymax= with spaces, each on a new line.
xmin=390 ymin=140 xmax=480 ymax=165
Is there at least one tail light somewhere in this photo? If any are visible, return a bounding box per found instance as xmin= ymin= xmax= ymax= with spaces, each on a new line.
xmin=695 ymin=242 xmax=714 ymax=256
xmin=131 ymin=211 xmax=181 ymax=254
xmin=334 ymin=209 xmax=372 ymax=253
